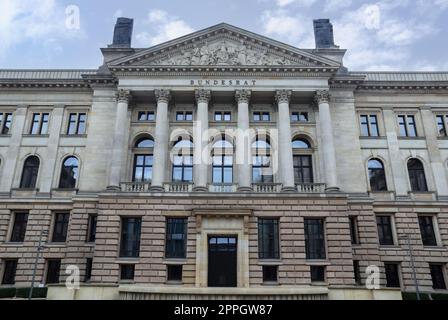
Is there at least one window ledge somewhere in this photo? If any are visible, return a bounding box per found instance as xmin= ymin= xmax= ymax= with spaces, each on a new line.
xmin=1 ymin=242 xmax=25 ymax=247
xmin=0 ymin=134 xmax=12 ymax=138
xmin=163 ymin=259 xmax=188 ymax=265
xmin=262 ymin=282 xmax=280 ymax=286
xmin=46 ymin=243 xmax=67 ymax=247
xmin=60 ymin=134 xmax=87 ymax=138
xmin=422 ymin=246 xmax=446 ymax=251
xmin=397 ymin=136 xmax=426 ymax=140
xmin=22 ymin=134 xmax=50 ymax=138
xmin=258 ymin=260 xmax=282 ymax=266
xmin=116 ymin=258 xmax=140 ymax=264
xmin=359 ymin=136 xmax=386 ymax=139
xmin=166 ymin=281 xmax=183 ymax=285
xmin=305 ymin=260 xmax=331 ymax=266
xmin=379 ymin=245 xmax=400 ymax=250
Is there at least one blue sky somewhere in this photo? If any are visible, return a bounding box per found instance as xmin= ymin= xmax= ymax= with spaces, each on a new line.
xmin=0 ymin=0 xmax=447 ymax=71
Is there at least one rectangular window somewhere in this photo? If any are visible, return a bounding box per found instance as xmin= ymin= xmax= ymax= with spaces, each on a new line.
xmin=258 ymin=219 xmax=280 ymax=260
xmin=262 ymin=266 xmax=278 ymax=283
xmin=418 ymin=216 xmax=438 ymax=247
xmin=30 ymin=113 xmax=49 ymax=135
xmin=167 ymin=265 xmax=183 ymax=282
xmin=165 ymin=218 xmax=187 ymax=259
xmin=253 ymin=112 xmax=271 ymax=122
xmin=84 ymin=258 xmax=93 ymax=282
xmin=398 ymin=115 xmax=417 ymax=137
xmin=46 ymin=259 xmax=61 ymax=284
xmin=376 ymin=215 xmax=395 ymax=246
xmin=304 ymin=219 xmax=326 ymax=260
xmin=349 ymin=216 xmax=360 ymax=245
xmin=430 ymin=264 xmax=447 ymax=290
xmin=360 ymin=115 xmax=379 ymax=137
xmin=291 ymin=112 xmax=309 ymax=122
xmin=67 ymin=113 xmax=87 ymax=135
xmin=10 ymin=212 xmax=29 ymax=243
xmin=120 ymin=218 xmax=142 ymax=258
xmin=138 ymin=111 xmax=155 ymax=121
xmin=176 ymin=112 xmax=193 ymax=121
xmin=353 ymin=260 xmax=361 ymax=285
xmin=52 ymin=213 xmax=70 ymax=243
xmin=1 ymin=259 xmax=18 ymax=285
xmin=120 ymin=264 xmax=135 ymax=281
xmin=214 ymin=112 xmax=232 ymax=122
xmin=385 ymin=263 xmax=401 ymax=288
xmin=87 ymin=215 xmax=97 ymax=243
xmin=0 ymin=113 xmax=13 ymax=135
xmin=311 ymin=266 xmax=326 ymax=283
xmin=436 ymin=115 xmax=447 ymax=137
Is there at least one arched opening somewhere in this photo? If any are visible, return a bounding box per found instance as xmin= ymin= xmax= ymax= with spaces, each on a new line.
xmin=252 ymin=136 xmax=273 ymax=184
xmin=368 ymin=158 xmax=387 ymax=191
xmin=292 ymin=138 xmax=313 ymax=184
xmin=408 ymin=158 xmax=428 ymax=192
xmin=59 ymin=156 xmax=79 ymax=189
xmin=172 ymin=137 xmax=194 ymax=183
xmin=20 ymin=156 xmax=40 ymax=189
xmin=133 ymin=136 xmax=154 ymax=182
xmin=212 ymin=136 xmax=234 ymax=184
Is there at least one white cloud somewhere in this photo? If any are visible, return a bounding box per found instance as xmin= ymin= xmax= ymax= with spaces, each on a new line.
xmin=261 ymin=10 xmax=313 ymax=45
xmin=135 ymin=9 xmax=194 ymax=47
xmin=0 ymin=0 xmax=84 ymax=59
xmin=113 ymin=9 xmax=123 ymax=19
xmin=276 ymin=0 xmax=317 ymax=7
xmin=324 ymin=0 xmax=352 ymax=12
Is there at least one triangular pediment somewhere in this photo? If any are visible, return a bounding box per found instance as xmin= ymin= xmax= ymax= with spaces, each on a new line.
xmin=108 ymin=23 xmax=341 ymax=69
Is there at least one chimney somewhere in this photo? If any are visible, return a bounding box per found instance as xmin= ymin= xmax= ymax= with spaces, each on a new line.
xmin=313 ymin=19 xmax=338 ymax=49
xmin=109 ymin=17 xmax=134 ymax=48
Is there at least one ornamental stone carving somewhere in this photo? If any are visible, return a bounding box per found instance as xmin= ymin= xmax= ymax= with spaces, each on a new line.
xmin=116 ymin=89 xmax=131 ymax=103
xmin=155 ymin=89 xmax=172 ymax=104
xmin=275 ymin=90 xmax=292 ymax=104
xmin=235 ymin=90 xmax=252 ymax=104
xmin=314 ymin=90 xmax=331 ymax=104
xmin=195 ymin=89 xmax=212 ymax=104
xmin=148 ymin=39 xmax=297 ymax=67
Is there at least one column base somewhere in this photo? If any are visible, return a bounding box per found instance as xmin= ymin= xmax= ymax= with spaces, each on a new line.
xmin=238 ymin=186 xmax=253 ymax=192
xmin=149 ymin=186 xmax=165 ymax=193
xmin=193 ymin=186 xmax=208 ymax=192
xmin=106 ymin=186 xmax=121 ymax=192
xmin=281 ymin=186 xmax=296 ymax=193
xmin=325 ymin=186 xmax=340 ymax=193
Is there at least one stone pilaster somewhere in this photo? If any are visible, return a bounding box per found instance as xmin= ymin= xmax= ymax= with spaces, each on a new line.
xmin=151 ymin=89 xmax=172 ymax=192
xmin=194 ymin=89 xmax=211 ymax=192
xmin=276 ymin=90 xmax=295 ymax=192
xmin=107 ymin=89 xmax=131 ymax=190
xmin=315 ymin=90 xmax=339 ymax=192
xmin=235 ymin=90 xmax=252 ymax=191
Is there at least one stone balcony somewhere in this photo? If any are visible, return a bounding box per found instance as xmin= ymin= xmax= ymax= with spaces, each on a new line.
xmin=120 ymin=182 xmax=327 ymax=194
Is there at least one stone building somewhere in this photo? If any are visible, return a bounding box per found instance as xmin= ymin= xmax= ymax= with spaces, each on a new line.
xmin=0 ymin=18 xmax=447 ymax=300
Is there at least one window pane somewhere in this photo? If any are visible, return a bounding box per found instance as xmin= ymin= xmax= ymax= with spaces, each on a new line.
xmin=87 ymin=215 xmax=97 ymax=243
xmin=20 ymin=156 xmax=40 ymax=189
xmin=311 ymin=266 xmax=325 ymax=282
xmin=385 ymin=263 xmax=401 ymax=288
xmin=437 ymin=116 xmax=446 ymax=136
xmin=224 ymin=113 xmax=232 ymax=121
xmin=120 ymin=265 xmax=135 ymax=281
xmin=67 ymin=114 xmax=77 ymax=134
xmin=408 ymin=159 xmax=428 ymax=192
xmin=185 ymin=112 xmax=193 ymax=121
xmin=223 ymin=167 xmax=233 ymax=183
xmin=78 ymin=114 xmax=87 ymax=134
xmin=349 ymin=216 xmax=359 ymax=245
xmin=120 ymin=218 xmax=142 ymax=258
xmin=418 ymin=216 xmax=437 ymax=246
xmin=10 ymin=212 xmax=29 ymax=243
xmin=398 ymin=115 xmax=407 ymax=136
xmin=52 ymin=213 xmax=70 ymax=243
xmin=165 ymin=218 xmax=187 ymax=259
xmin=41 ymin=113 xmax=49 ymax=134
xmin=59 ymin=157 xmax=79 ymax=189
xmin=258 ymin=219 xmax=280 ymax=259
xmin=370 ymin=115 xmax=379 ymax=136
xmin=84 ymin=258 xmax=93 ymax=282
xmin=46 ymin=260 xmax=61 ymax=284
xmin=360 ymin=115 xmax=370 ymax=136
xmin=213 ymin=167 xmax=223 ymax=183
xmin=263 ymin=266 xmax=278 ymax=282
xmin=304 ymin=219 xmax=326 ymax=260
xmin=167 ymin=265 xmax=183 ymax=282
xmin=215 ymin=113 xmax=222 ymax=121
xmin=376 ymin=216 xmax=394 ymax=246
xmin=136 ymin=138 xmax=154 ymax=148
xmin=2 ymin=260 xmax=18 ymax=285
xmin=407 ymin=115 xmax=417 ymax=137
xmin=430 ymin=264 xmax=447 ymax=290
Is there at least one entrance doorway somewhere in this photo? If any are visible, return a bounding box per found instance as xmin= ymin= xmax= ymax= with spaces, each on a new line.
xmin=208 ymin=236 xmax=238 ymax=287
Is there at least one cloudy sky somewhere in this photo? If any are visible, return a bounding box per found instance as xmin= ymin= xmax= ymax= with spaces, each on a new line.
xmin=0 ymin=0 xmax=447 ymax=71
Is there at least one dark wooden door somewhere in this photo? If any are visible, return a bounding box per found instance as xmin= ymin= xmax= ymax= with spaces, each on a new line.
xmin=208 ymin=236 xmax=237 ymax=287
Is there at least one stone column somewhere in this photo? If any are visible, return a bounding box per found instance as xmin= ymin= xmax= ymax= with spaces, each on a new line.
xmin=235 ymin=90 xmax=252 ymax=191
xmin=107 ymin=89 xmax=131 ymax=190
xmin=0 ymin=105 xmax=27 ymax=192
xmin=421 ymin=106 xmax=448 ymax=196
xmin=315 ymin=90 xmax=339 ymax=192
xmin=193 ymin=89 xmax=211 ymax=192
xmin=276 ymin=90 xmax=296 ymax=192
xmin=151 ymin=89 xmax=171 ymax=192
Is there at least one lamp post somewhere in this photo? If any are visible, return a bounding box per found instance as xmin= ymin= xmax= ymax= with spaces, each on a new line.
xmin=29 ymin=230 xmax=48 ymax=300
xmin=399 ymin=234 xmax=420 ymax=300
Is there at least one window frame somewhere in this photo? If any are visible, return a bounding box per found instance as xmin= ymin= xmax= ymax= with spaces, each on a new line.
xmin=58 ymin=156 xmax=79 ymax=189
xmin=368 ymin=158 xmax=388 ymax=192
xmin=252 ymin=138 xmax=274 ymax=184
xmin=291 ymin=112 xmax=309 ymax=123
xmin=86 ymin=214 xmax=97 ymax=243
xmin=167 ymin=265 xmax=183 ymax=282
xmin=137 ymin=111 xmax=155 ymax=122
xmin=418 ymin=215 xmax=439 ymax=247
xmin=349 ymin=216 xmax=360 ymax=245
xmin=310 ymin=265 xmax=326 ymax=283
xmin=165 ymin=218 xmax=188 ymax=259
xmin=304 ymin=218 xmax=327 ymax=260
xmin=0 ymin=112 xmax=13 ymax=135
xmin=359 ymin=114 xmax=380 ymax=137
xmin=120 ymin=264 xmax=135 ymax=282
xmin=436 ymin=115 xmax=447 ymax=137
xmin=384 ymin=263 xmax=401 ymax=288
xmin=51 ymin=212 xmax=70 ymax=243
xmin=407 ymin=158 xmax=428 ymax=192
xmin=1 ymin=259 xmax=18 ymax=285
xmin=253 ymin=112 xmax=271 ymax=122
xmin=84 ymin=258 xmax=93 ymax=283
xmin=262 ymin=265 xmax=279 ymax=283
xmin=376 ymin=215 xmax=396 ymax=246
xmin=29 ymin=112 xmax=50 ymax=135
xmin=214 ymin=111 xmax=232 ymax=122
xmin=20 ymin=156 xmax=40 ymax=189
xmin=9 ymin=212 xmax=29 ymax=243
xmin=258 ymin=218 xmax=280 ymax=260
xmin=66 ymin=112 xmax=87 ymax=135
xmin=397 ymin=114 xmax=418 ymax=137
xmin=429 ymin=264 xmax=447 ymax=290
xmin=119 ymin=217 xmax=142 ymax=258
xmin=45 ymin=259 xmax=61 ymax=284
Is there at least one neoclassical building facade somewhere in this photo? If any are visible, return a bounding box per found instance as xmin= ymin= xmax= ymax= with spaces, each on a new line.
xmin=0 ymin=19 xmax=447 ymax=300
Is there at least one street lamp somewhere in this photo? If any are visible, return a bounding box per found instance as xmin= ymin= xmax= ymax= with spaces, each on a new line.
xmin=29 ymin=230 xmax=48 ymax=300
xmin=399 ymin=234 xmax=420 ymax=300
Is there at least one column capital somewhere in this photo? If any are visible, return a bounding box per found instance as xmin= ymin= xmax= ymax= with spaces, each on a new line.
xmin=314 ymin=90 xmax=331 ymax=104
xmin=116 ymin=89 xmax=131 ymax=103
xmin=275 ymin=90 xmax=292 ymax=104
xmin=155 ymin=89 xmax=172 ymax=104
xmin=235 ymin=89 xmax=252 ymax=104
xmin=195 ymin=89 xmax=211 ymax=104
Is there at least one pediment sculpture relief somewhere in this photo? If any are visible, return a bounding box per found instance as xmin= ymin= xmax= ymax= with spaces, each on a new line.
xmin=146 ymin=40 xmax=300 ymax=66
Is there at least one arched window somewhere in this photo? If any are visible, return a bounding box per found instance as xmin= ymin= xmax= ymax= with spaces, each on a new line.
xmin=59 ymin=157 xmax=79 ymax=189
xmin=133 ymin=136 xmax=154 ymax=182
xmin=212 ymin=137 xmax=234 ymax=184
xmin=408 ymin=159 xmax=428 ymax=192
xmin=20 ymin=156 xmax=40 ymax=189
xmin=368 ymin=159 xmax=387 ymax=191
xmin=252 ymin=137 xmax=273 ymax=184
xmin=172 ymin=138 xmax=193 ymax=183
xmin=292 ymin=138 xmax=313 ymax=184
